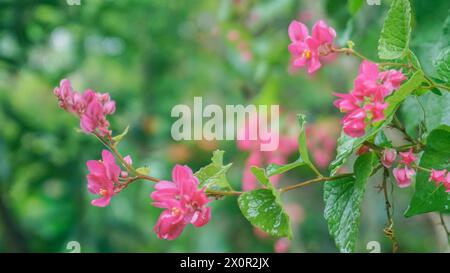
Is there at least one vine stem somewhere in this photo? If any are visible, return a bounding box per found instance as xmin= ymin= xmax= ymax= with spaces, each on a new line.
xmin=92 ymin=131 xmax=357 ymax=197
xmin=279 ymin=173 xmax=353 ymax=193
xmin=331 ymin=47 xmax=412 ymax=69
xmin=93 ymin=132 xmax=160 ymax=183
xmin=390 ymin=115 xmax=423 ymax=146
xmin=424 ymin=75 xmax=450 ymax=93
xmin=382 ymin=168 xmax=399 ymax=253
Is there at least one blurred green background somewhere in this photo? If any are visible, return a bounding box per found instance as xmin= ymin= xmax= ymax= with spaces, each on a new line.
xmin=0 ymin=0 xmax=449 ymax=253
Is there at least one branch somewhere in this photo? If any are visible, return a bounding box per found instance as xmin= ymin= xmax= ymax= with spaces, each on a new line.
xmin=382 ymin=168 xmax=399 ymax=253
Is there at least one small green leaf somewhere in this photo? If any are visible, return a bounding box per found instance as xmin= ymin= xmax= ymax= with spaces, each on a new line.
xmin=404 ymin=126 xmax=450 ymax=217
xmin=431 ymin=88 xmax=443 ymax=96
xmin=250 ymin=166 xmax=272 ymax=189
xmin=297 ymin=114 xmax=310 ymax=163
xmin=195 ymin=150 xmax=234 ymax=192
xmin=297 ymin=114 xmax=320 ymax=175
xmin=329 ymin=71 xmax=425 ymax=175
xmin=112 ymin=126 xmax=129 ymax=143
xmin=324 ymin=152 xmax=376 ymax=253
xmin=238 ymin=189 xmax=292 ymax=238
xmin=408 ymin=50 xmax=422 ymax=70
xmin=266 ymin=157 xmax=305 ymax=177
xmin=136 ymin=166 xmax=150 ymax=175
xmin=378 ymin=0 xmax=411 ymax=60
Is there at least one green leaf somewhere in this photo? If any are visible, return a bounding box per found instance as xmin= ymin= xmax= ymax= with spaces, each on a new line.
xmin=297 ymin=114 xmax=320 ymax=175
xmin=297 ymin=114 xmax=310 ymax=163
xmin=404 ymin=126 xmax=450 ymax=217
xmin=238 ymin=189 xmax=292 ymax=238
xmin=136 ymin=166 xmax=150 ymax=175
xmin=432 ymin=11 xmax=450 ymax=84
xmin=408 ymin=50 xmax=422 ymax=70
xmin=378 ymin=0 xmax=411 ymax=60
xmin=348 ymin=0 xmax=364 ymax=16
xmin=329 ymin=71 xmax=425 ymax=175
xmin=112 ymin=126 xmax=129 ymax=144
xmin=324 ymin=152 xmax=376 ymax=253
xmin=431 ymin=88 xmax=443 ymax=96
xmin=402 ymin=91 xmax=450 ymax=137
xmin=250 ymin=166 xmax=272 ymax=189
xmin=266 ymin=157 xmax=305 ymax=177
xmin=195 ymin=150 xmax=234 ymax=192
xmin=433 ymin=47 xmax=450 ymax=83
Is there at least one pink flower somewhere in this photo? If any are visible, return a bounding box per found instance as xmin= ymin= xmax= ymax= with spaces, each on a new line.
xmin=288 ymin=37 xmax=321 ymax=74
xmin=312 ymin=20 xmax=336 ymax=46
xmin=54 ymin=79 xmax=116 ymax=137
xmin=399 ymin=148 xmax=417 ymax=166
xmin=381 ymin=148 xmax=397 ymax=168
xmin=429 ymin=169 xmax=447 ymax=186
xmin=380 ymin=70 xmax=407 ymax=95
xmin=342 ymin=108 xmax=366 ymax=137
xmin=364 ymin=102 xmax=388 ymax=122
xmin=333 ymin=93 xmax=360 ymax=113
xmin=334 ymin=61 xmax=406 ymax=138
xmin=86 ymin=150 xmax=121 ymax=207
xmin=288 ymin=21 xmax=309 ymax=43
xmin=393 ymin=166 xmax=416 ymax=188
xmin=444 ymin=173 xmax=450 ymax=193
xmin=151 ymin=165 xmax=211 ymax=240
xmin=288 ymin=20 xmax=336 ymax=74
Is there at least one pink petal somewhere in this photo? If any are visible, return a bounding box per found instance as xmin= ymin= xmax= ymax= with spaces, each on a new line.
xmin=102 ymin=150 xmax=121 ymax=181
xmin=288 ymin=20 xmax=309 ymax=42
xmin=91 ymin=196 xmax=112 ymax=207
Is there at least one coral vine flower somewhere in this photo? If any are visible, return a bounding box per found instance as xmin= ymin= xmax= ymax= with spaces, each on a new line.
xmin=151 ymin=165 xmax=211 ymax=240
xmin=333 ymin=61 xmax=406 ymax=138
xmin=444 ymin=173 xmax=450 ymax=193
xmin=333 ymin=93 xmax=360 ymax=113
xmin=393 ymin=166 xmax=416 ymax=188
xmin=288 ymin=20 xmax=336 ymax=74
xmin=429 ymin=169 xmax=447 ymax=186
xmin=341 ymin=108 xmax=366 ymax=137
xmin=399 ymin=148 xmax=417 ymax=166
xmin=381 ymin=148 xmax=397 ymax=168
xmin=54 ymin=79 xmax=116 ymax=136
xmin=86 ymin=150 xmax=122 ymax=207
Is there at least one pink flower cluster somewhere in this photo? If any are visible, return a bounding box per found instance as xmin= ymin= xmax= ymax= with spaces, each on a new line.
xmin=86 ymin=150 xmax=132 ymax=207
xmin=288 ymin=20 xmax=336 ymax=74
xmin=429 ymin=169 xmax=450 ymax=193
xmin=54 ymin=79 xmax=116 ymax=136
xmin=151 ymin=165 xmax=211 ymax=240
xmin=378 ymin=148 xmax=450 ymax=192
xmin=334 ymin=61 xmax=406 ymax=137
xmin=386 ymin=148 xmax=417 ymax=188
